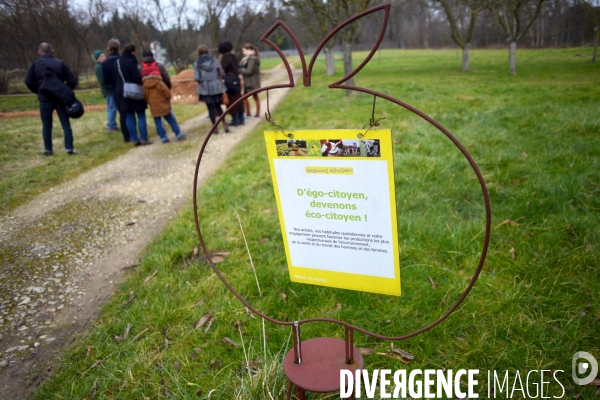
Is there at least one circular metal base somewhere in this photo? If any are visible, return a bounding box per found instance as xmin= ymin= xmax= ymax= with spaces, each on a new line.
xmin=283 ymin=338 xmax=364 ymax=393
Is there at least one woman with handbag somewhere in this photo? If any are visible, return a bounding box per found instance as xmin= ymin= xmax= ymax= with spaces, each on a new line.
xmin=218 ymin=41 xmax=245 ymax=127
xmin=193 ymin=45 xmax=229 ymax=133
xmin=117 ymin=43 xmax=151 ymax=146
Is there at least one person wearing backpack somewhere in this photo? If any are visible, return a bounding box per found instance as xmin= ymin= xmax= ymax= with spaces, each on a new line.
xmin=25 ymin=42 xmax=78 ymax=156
xmin=141 ymin=51 xmax=187 ymax=143
xmin=218 ymin=41 xmax=244 ymax=127
xmin=140 ymin=49 xmax=171 ymax=90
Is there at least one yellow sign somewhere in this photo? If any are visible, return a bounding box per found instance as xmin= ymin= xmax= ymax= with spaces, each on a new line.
xmin=264 ymin=129 xmax=401 ymax=296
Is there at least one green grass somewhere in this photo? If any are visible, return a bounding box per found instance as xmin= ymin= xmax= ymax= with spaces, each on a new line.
xmin=0 ymin=89 xmax=106 ymax=113
xmin=259 ymin=57 xmax=283 ymax=70
xmin=0 ymin=102 xmax=204 ymax=213
xmin=27 ymin=48 xmax=600 ymax=399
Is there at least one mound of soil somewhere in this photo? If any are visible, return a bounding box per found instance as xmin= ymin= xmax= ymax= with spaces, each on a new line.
xmin=171 ymin=69 xmax=197 ymax=102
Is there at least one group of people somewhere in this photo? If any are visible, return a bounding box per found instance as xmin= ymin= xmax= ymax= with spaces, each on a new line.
xmin=194 ymin=41 xmax=261 ymax=134
xmin=25 ymin=39 xmax=261 ymax=155
xmin=95 ymin=39 xmax=186 ymax=145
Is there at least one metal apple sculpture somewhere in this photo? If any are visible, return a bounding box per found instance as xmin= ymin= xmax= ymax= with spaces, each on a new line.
xmin=193 ymin=4 xmax=491 ymax=398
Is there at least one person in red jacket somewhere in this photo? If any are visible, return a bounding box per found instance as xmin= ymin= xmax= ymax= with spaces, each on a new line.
xmin=141 ymin=51 xmax=187 ymax=143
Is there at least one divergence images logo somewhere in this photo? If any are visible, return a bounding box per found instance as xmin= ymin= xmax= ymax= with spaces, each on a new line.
xmin=572 ymin=351 xmax=598 ymax=385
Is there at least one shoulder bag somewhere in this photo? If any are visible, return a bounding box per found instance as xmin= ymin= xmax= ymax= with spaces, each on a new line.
xmin=218 ymin=67 xmax=229 ymax=106
xmin=37 ymin=60 xmax=84 ymax=118
xmin=223 ymin=55 xmax=241 ymax=94
xmin=117 ymin=59 xmax=144 ymax=101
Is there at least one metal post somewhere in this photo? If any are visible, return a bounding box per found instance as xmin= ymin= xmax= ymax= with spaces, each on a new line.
xmin=293 ymin=321 xmax=302 ymax=364
xmin=345 ymin=326 xmax=354 ymax=364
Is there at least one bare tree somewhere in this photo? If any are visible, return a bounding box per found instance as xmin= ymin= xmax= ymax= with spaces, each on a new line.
xmin=223 ymin=2 xmax=268 ymax=51
xmin=487 ymin=0 xmax=546 ymax=75
xmin=117 ymin=0 xmax=157 ymax=50
xmin=283 ymin=0 xmax=373 ymax=91
xmin=152 ymin=0 xmax=199 ymax=71
xmin=437 ymin=0 xmax=484 ymax=71
xmin=0 ymin=0 xmax=91 ymax=79
xmin=283 ymin=0 xmax=337 ymax=75
xmin=335 ymin=0 xmax=374 ymax=89
xmin=578 ymin=0 xmax=600 ymax=61
xmin=198 ymin=0 xmax=234 ymax=49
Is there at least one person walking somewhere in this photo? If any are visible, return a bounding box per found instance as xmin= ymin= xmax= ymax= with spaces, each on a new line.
xmin=141 ymin=53 xmax=187 ymax=143
xmin=24 ymin=42 xmax=78 ymax=156
xmin=93 ymin=50 xmax=119 ymax=133
xmin=240 ymin=43 xmax=261 ymax=118
xmin=102 ymin=39 xmax=130 ymax=142
xmin=193 ymin=44 xmax=229 ymax=133
xmin=218 ymin=41 xmax=244 ymax=127
xmin=117 ymin=43 xmax=151 ymax=146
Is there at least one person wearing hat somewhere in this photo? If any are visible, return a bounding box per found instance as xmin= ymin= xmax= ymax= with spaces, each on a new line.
xmin=218 ymin=41 xmax=245 ymax=127
xmin=94 ymin=49 xmax=119 ymax=133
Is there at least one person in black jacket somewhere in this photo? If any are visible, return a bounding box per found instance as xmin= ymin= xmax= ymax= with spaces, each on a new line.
xmin=218 ymin=41 xmax=245 ymax=127
xmin=24 ymin=43 xmax=78 ymax=155
xmin=102 ymin=38 xmax=130 ymax=142
xmin=117 ymin=43 xmax=151 ymax=146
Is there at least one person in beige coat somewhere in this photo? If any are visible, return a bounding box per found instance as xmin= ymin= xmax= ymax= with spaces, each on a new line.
xmin=240 ymin=43 xmax=261 ymax=118
xmin=141 ymin=53 xmax=187 ymax=143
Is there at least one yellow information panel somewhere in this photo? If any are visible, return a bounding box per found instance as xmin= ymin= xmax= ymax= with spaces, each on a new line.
xmin=264 ymin=129 xmax=401 ymax=296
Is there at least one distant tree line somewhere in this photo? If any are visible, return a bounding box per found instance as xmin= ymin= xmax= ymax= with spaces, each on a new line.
xmin=0 ymin=0 xmax=598 ymax=92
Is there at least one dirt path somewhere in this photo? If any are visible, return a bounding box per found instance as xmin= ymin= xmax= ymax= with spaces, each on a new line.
xmin=0 ymin=64 xmax=297 ymax=399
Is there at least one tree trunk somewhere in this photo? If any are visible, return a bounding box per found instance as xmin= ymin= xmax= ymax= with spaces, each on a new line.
xmin=509 ymin=40 xmax=517 ymax=76
xmin=462 ymin=45 xmax=470 ymax=72
xmin=593 ymin=28 xmax=599 ymax=63
xmin=326 ymin=47 xmax=335 ymax=76
xmin=423 ymin=12 xmax=429 ymax=49
xmin=343 ymin=41 xmax=354 ymax=95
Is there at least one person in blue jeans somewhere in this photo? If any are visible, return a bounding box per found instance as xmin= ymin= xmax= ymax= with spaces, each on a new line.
xmin=102 ymin=39 xmax=130 ymax=142
xmin=24 ymin=42 xmax=78 ymax=155
xmin=141 ymin=50 xmax=187 ymax=143
xmin=93 ymin=50 xmax=118 ymax=132
xmin=117 ymin=43 xmax=151 ymax=146
xmin=155 ymin=111 xmax=186 ymax=143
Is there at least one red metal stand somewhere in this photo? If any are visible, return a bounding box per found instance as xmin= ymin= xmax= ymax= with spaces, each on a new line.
xmin=283 ymin=338 xmax=363 ymax=399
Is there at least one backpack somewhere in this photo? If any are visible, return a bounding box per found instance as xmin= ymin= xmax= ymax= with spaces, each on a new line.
xmin=141 ymin=61 xmax=161 ymax=78
xmin=37 ymin=60 xmax=84 ymax=118
xmin=37 ymin=60 xmax=75 ymax=106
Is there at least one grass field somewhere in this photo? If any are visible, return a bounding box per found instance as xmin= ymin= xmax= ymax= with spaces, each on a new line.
xmin=22 ymin=48 xmax=600 ymax=399
xmin=0 ymin=101 xmax=205 ymax=213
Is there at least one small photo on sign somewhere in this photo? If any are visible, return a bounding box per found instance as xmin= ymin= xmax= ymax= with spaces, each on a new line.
xmin=275 ymin=140 xmax=289 ymax=156
xmin=342 ymin=140 xmax=360 ymax=157
xmin=360 ymin=139 xmax=381 ymax=157
xmin=321 ymin=139 xmax=343 ymax=157
xmin=306 ymin=140 xmax=321 ymax=157
xmin=287 ymin=140 xmax=307 ymax=156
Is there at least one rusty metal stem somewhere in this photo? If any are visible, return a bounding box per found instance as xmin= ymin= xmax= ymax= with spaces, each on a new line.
xmin=345 ymin=327 xmax=354 ymax=364
xmin=192 ymin=2 xmax=491 ymax=342
xmin=293 ymin=322 xmax=302 ymax=364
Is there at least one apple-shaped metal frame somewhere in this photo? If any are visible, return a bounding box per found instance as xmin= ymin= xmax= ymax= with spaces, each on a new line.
xmin=192 ymin=3 xmax=491 ymax=397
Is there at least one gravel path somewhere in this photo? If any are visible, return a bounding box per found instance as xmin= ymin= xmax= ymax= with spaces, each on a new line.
xmin=0 ymin=64 xmax=297 ymax=398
